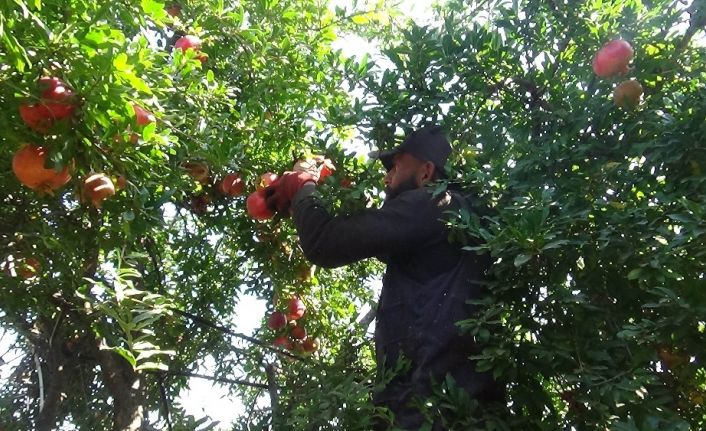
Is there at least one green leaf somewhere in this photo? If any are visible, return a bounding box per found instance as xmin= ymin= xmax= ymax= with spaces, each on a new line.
xmin=109 ymin=346 xmax=137 ymax=368
xmin=514 ymin=254 xmax=532 ymax=267
xmin=113 ymin=53 xmax=129 ymax=71
xmin=351 ymin=14 xmax=370 ymax=25
xmin=141 ymin=0 xmax=167 ymax=18
xmin=627 ymin=268 xmax=642 ymax=280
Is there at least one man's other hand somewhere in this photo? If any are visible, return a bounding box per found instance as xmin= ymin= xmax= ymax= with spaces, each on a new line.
xmin=264 ymin=171 xmax=316 ymax=215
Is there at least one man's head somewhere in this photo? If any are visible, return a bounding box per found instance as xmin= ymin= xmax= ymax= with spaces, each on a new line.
xmin=373 ymin=125 xmax=452 ymax=200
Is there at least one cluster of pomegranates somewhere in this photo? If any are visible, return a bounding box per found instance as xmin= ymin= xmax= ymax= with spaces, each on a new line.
xmin=12 ymin=77 xmax=158 ymax=206
xmin=592 ymin=39 xmax=643 ymax=109
xmin=266 ymin=296 xmax=319 ymax=354
xmin=12 ymin=2 xmax=208 ymax=205
xmin=245 ymin=157 xmax=336 ymax=221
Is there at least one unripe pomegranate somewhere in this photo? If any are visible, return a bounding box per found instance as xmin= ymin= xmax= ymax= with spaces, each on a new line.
xmin=613 ymin=80 xmax=643 ymax=109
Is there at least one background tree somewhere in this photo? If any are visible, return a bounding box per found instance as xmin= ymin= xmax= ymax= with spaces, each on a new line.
xmin=333 ymin=0 xmax=706 ymax=429
xmin=1 ymin=0 xmax=705 ymax=430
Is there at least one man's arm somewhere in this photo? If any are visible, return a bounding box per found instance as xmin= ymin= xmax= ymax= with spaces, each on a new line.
xmin=290 ymin=184 xmax=448 ymax=268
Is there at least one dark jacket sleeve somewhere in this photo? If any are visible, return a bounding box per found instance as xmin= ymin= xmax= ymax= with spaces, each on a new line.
xmin=290 ymin=184 xmax=448 ymax=268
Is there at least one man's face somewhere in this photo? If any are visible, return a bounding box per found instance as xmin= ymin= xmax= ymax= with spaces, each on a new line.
xmin=383 ymin=152 xmax=424 ymax=201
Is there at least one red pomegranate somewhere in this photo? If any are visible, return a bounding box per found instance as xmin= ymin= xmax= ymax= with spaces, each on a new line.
xmin=82 ymin=174 xmax=116 ymax=208
xmin=17 ymin=257 xmax=41 ymax=279
xmin=174 ymin=35 xmax=207 ymax=63
xmin=133 ymin=104 xmax=155 ymax=127
xmin=290 ymin=325 xmax=307 ymax=340
xmin=302 ymin=338 xmax=319 ymax=353
xmin=287 ymin=297 xmax=305 ymax=321
xmin=267 ymin=312 xmax=287 ymax=330
xmin=246 ymin=190 xmax=274 ymax=220
xmin=19 ymin=77 xmax=76 ymax=133
xmin=592 ymin=39 xmax=634 ymax=78
xmin=219 ymin=173 xmax=245 ymax=197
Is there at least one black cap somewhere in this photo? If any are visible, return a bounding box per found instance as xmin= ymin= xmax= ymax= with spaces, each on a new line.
xmin=372 ymin=125 xmax=451 ymax=177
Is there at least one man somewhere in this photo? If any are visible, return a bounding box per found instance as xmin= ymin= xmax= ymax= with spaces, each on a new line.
xmin=265 ymin=125 xmax=503 ymax=429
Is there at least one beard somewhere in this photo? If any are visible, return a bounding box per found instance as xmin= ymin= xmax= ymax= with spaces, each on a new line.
xmin=384 ymin=176 xmax=419 ymax=202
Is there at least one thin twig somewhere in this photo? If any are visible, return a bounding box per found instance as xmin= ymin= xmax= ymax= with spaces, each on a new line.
xmin=172 ymin=308 xmax=302 ymax=360
xmin=152 ymin=370 xmax=268 ymax=389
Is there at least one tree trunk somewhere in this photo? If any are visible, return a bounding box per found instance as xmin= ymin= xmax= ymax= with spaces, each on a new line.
xmin=31 ymin=317 xmax=74 ymax=431
xmin=96 ymin=347 xmax=147 ymax=431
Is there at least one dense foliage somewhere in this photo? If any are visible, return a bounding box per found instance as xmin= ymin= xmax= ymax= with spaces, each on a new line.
xmin=1 ymin=0 xmax=705 ymax=430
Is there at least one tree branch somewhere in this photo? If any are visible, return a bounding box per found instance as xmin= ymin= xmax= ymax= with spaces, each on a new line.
xmin=172 ymin=308 xmax=302 ymax=360
xmin=265 ymin=363 xmax=279 ymax=430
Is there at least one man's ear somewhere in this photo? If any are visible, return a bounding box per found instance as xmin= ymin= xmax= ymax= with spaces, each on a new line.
xmin=419 ymin=161 xmax=436 ymax=185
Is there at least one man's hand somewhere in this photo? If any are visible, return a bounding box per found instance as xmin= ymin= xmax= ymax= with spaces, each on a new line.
xmin=264 ymin=171 xmax=316 ymax=215
xmin=292 ymin=156 xmax=336 ymax=184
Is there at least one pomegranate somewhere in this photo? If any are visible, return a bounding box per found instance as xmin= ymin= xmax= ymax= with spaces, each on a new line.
xmin=19 ymin=77 xmax=75 ymax=133
xmin=83 ymin=174 xmax=116 ymax=208
xmin=273 ymin=336 xmax=292 ymax=350
xmin=287 ymin=297 xmax=305 ymax=321
xmin=115 ymin=175 xmax=128 ymax=190
xmin=188 ymin=194 xmax=210 ymax=215
xmin=133 ymin=104 xmax=155 ymax=127
xmin=613 ymin=80 xmax=643 ymax=109
xmin=174 ymin=35 xmax=207 ymax=63
xmin=18 ymin=257 xmax=41 ymax=279
xmin=180 ymin=161 xmax=210 ymax=184
xmin=12 ymin=145 xmax=71 ymax=194
xmin=592 ymin=39 xmax=634 ymax=78
xmin=290 ymin=325 xmax=307 ymax=340
xmin=317 ymin=159 xmax=335 ymax=184
xmin=302 ymin=338 xmax=319 ymax=353
xmin=246 ymin=190 xmax=274 ymax=220
xmin=256 ymin=172 xmax=278 ymax=191
xmin=267 ymin=312 xmax=287 ymax=330
xmin=218 ymin=173 xmax=245 ymax=197
xmin=166 ymin=3 xmax=181 ymax=17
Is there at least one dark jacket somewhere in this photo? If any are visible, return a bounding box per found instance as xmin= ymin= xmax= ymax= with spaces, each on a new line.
xmin=291 ymin=183 xmax=500 ymax=427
